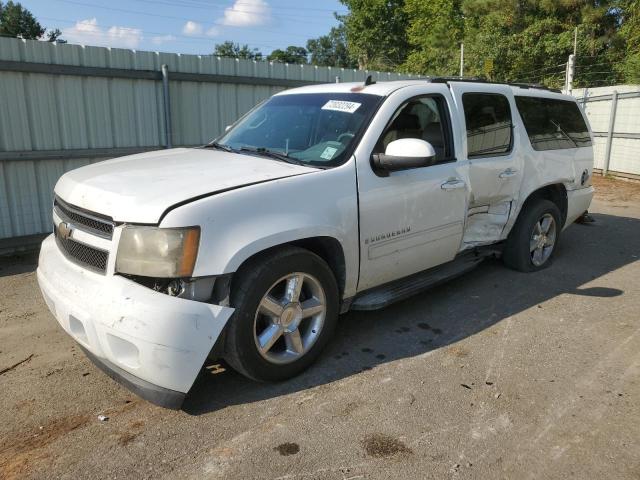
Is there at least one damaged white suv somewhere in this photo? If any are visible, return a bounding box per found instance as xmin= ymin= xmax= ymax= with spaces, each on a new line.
xmin=38 ymin=78 xmax=594 ymax=408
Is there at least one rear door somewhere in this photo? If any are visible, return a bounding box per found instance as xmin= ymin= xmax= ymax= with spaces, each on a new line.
xmin=448 ymin=84 xmax=523 ymax=245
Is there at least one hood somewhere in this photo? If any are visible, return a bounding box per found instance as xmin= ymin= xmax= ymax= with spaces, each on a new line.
xmin=54 ymin=148 xmax=316 ymax=223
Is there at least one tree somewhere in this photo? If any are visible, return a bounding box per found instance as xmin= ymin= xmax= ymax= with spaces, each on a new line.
xmin=0 ymin=0 xmax=43 ymax=39
xmin=618 ymin=0 xmax=640 ymax=82
xmin=47 ymin=28 xmax=62 ymax=42
xmin=338 ymin=0 xmax=410 ymax=70
xmin=459 ymin=0 xmax=624 ymax=87
xmin=214 ymin=41 xmax=263 ymax=60
xmin=402 ymin=0 xmax=464 ymax=76
xmin=306 ymin=25 xmax=357 ymax=68
xmin=0 ymin=1 xmax=62 ymax=42
xmin=267 ymin=45 xmax=308 ymax=64
xmin=332 ymin=0 xmax=635 ymax=86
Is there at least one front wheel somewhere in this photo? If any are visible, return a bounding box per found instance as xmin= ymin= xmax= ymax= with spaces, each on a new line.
xmin=503 ymin=199 xmax=562 ymax=272
xmin=224 ymin=246 xmax=339 ymax=382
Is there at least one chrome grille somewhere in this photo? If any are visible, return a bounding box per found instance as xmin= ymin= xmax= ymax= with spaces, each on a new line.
xmin=55 ymin=226 xmax=109 ymax=274
xmin=54 ymin=197 xmax=114 ymax=239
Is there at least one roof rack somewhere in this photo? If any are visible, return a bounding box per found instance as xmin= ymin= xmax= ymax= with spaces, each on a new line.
xmin=426 ymin=76 xmax=561 ymax=93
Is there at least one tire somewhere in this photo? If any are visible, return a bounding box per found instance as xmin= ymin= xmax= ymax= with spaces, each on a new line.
xmin=503 ymin=199 xmax=562 ymax=272
xmin=224 ymin=246 xmax=339 ymax=382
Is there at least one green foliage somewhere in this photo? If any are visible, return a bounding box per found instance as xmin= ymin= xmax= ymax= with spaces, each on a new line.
xmin=328 ymin=0 xmax=638 ymax=86
xmin=267 ymin=46 xmax=308 ymax=64
xmin=306 ymin=25 xmax=357 ymax=68
xmin=618 ymin=0 xmax=640 ymax=82
xmin=338 ymin=0 xmax=410 ymax=70
xmin=470 ymin=0 xmax=621 ymax=87
xmin=403 ymin=0 xmax=464 ymax=76
xmin=47 ymin=28 xmax=62 ymax=42
xmin=0 ymin=1 xmax=45 ymax=40
xmin=214 ymin=41 xmax=263 ymax=60
xmin=451 ymin=0 xmax=625 ymax=87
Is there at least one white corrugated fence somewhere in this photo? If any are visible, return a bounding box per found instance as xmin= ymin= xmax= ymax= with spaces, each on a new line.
xmin=573 ymin=85 xmax=640 ymax=178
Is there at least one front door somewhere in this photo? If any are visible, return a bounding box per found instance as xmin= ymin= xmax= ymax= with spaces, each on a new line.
xmin=355 ymin=86 xmax=469 ymax=291
xmin=448 ymin=84 xmax=522 ymax=245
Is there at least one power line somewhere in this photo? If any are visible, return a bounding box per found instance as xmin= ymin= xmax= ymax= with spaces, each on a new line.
xmin=152 ymin=0 xmax=348 ymax=14
xmin=515 ymin=62 xmax=567 ymax=78
xmin=512 ymin=70 xmax=566 ymax=80
xmin=126 ymin=0 xmax=340 ymax=24
xmin=511 ymin=71 xmax=566 ymax=83
xmin=575 ymin=63 xmax=616 ymax=70
xmin=576 ymin=71 xmax=620 ymax=75
xmin=51 ymin=0 xmax=340 ymax=29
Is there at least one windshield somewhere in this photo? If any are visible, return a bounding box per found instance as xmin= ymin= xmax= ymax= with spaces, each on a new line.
xmin=216 ymin=93 xmax=383 ymax=167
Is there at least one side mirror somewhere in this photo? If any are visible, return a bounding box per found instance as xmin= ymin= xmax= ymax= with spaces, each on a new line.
xmin=225 ymin=125 xmax=232 ymax=132
xmin=371 ymin=138 xmax=436 ymax=176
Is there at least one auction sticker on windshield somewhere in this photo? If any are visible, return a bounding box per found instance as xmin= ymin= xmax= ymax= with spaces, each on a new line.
xmin=322 ymin=100 xmax=361 ymax=114
xmin=320 ymin=146 xmax=338 ymax=160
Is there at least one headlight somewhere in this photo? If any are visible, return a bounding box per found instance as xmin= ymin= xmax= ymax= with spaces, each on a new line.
xmin=116 ymin=226 xmax=200 ymax=278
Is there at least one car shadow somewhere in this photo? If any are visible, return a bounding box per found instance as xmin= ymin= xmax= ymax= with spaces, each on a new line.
xmin=0 ymin=251 xmax=39 ymax=277
xmin=182 ymin=212 xmax=639 ymax=415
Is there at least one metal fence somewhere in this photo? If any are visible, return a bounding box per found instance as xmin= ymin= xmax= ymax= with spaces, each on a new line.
xmin=0 ymin=37 xmax=421 ymax=252
xmin=573 ymin=85 xmax=640 ymax=179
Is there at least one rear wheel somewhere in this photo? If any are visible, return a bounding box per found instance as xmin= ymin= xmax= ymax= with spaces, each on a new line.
xmin=503 ymin=199 xmax=561 ymax=272
xmin=224 ymin=246 xmax=339 ymax=381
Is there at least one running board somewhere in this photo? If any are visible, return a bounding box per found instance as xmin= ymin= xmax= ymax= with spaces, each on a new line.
xmin=351 ymin=253 xmax=485 ymax=311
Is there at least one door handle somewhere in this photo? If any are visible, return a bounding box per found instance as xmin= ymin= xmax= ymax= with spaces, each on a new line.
xmin=499 ymin=168 xmax=518 ymax=179
xmin=441 ymin=179 xmax=466 ymax=191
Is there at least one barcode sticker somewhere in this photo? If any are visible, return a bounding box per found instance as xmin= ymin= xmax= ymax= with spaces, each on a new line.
xmin=321 ymin=100 xmax=361 ymax=114
xmin=320 ymin=146 xmax=338 ymax=160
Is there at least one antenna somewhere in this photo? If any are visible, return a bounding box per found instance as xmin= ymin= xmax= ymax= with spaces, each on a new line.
xmin=364 ymin=75 xmax=376 ymax=86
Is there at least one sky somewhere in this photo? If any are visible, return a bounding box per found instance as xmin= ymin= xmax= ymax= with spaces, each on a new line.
xmin=22 ymin=0 xmax=346 ymax=55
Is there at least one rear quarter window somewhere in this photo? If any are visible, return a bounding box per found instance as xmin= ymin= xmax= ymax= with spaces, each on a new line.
xmin=515 ymin=96 xmax=592 ymax=151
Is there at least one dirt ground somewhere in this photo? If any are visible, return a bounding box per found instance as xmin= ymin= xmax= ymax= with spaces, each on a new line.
xmin=1 ymin=176 xmax=639 ymax=480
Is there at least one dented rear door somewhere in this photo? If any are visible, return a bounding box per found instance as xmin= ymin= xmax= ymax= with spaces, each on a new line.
xmin=448 ymin=83 xmax=523 ymax=245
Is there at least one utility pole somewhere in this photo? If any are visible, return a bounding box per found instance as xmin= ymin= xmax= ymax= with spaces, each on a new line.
xmin=459 ymin=43 xmax=464 ymax=78
xmin=566 ymin=54 xmax=576 ymax=93
xmin=574 ymin=26 xmax=578 ymax=56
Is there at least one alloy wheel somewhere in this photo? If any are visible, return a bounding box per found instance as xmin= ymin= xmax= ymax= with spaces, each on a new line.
xmin=253 ymin=272 xmax=326 ymax=364
xmin=530 ymin=213 xmax=557 ymax=267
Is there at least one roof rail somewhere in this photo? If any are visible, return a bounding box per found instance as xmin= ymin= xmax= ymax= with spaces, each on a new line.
xmin=426 ymin=76 xmax=561 ymax=93
xmin=428 ymin=76 xmax=487 ymax=84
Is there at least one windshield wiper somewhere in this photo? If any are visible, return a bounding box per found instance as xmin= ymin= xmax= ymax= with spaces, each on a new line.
xmin=238 ymin=146 xmax=305 ymax=166
xmin=550 ymin=120 xmax=578 ymax=148
xmin=204 ymin=142 xmax=235 ymax=152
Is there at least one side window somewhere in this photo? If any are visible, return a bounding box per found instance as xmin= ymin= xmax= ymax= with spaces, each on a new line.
xmin=375 ymin=96 xmax=452 ymax=162
xmin=462 ymin=93 xmax=513 ymax=158
xmin=515 ymin=96 xmax=592 ymax=151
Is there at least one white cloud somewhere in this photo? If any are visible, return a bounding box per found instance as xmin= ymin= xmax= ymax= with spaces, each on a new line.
xmin=221 ymin=0 xmax=271 ymax=27
xmin=62 ymin=18 xmax=142 ymax=49
xmin=206 ymin=26 xmax=220 ymax=37
xmin=151 ymin=34 xmax=176 ymax=45
xmin=182 ymin=21 xmax=203 ymax=36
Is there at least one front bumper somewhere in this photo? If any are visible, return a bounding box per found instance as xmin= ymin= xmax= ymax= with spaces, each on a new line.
xmin=37 ymin=234 xmax=234 ymax=409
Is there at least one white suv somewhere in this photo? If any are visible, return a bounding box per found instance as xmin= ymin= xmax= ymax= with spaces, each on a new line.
xmin=37 ymin=79 xmax=594 ymax=408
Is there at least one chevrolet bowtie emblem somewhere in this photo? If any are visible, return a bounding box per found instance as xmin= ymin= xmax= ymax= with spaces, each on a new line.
xmin=58 ymin=221 xmax=73 ymax=240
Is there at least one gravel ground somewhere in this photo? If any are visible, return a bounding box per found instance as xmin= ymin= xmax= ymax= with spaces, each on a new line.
xmin=1 ymin=176 xmax=639 ymax=480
